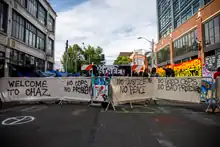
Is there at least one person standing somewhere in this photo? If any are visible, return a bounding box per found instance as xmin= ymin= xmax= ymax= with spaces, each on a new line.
xmin=214 ymin=67 xmax=220 ymax=80
xmin=150 ymin=67 xmax=159 ymax=77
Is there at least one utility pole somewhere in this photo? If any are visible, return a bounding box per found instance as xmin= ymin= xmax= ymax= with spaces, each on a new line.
xmin=151 ymin=39 xmax=155 ymax=67
xmin=137 ymin=37 xmax=155 ymax=68
xmin=65 ymin=40 xmax=68 ymax=73
xmin=75 ymin=57 xmax=77 ymax=73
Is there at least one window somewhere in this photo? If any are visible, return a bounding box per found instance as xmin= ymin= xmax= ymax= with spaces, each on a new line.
xmin=173 ymin=0 xmax=179 ymax=14
xmin=188 ymin=33 xmax=191 ymax=46
xmin=25 ymin=21 xmax=37 ymax=47
xmin=47 ymin=62 xmax=53 ymax=70
xmin=35 ymin=58 xmax=45 ymax=71
xmin=214 ymin=16 xmax=220 ymax=43
xmin=12 ymin=11 xmax=25 ymax=41
xmin=186 ymin=9 xmax=192 ymax=20
xmin=174 ymin=29 xmax=198 ymax=57
xmin=27 ymin=0 xmax=37 ymax=17
xmin=36 ymin=30 xmax=46 ymax=51
xmin=174 ymin=17 xmax=181 ymax=28
xmin=180 ymin=0 xmax=191 ymax=8
xmin=48 ymin=15 xmax=54 ymax=32
xmin=25 ymin=54 xmax=31 ymax=65
xmin=204 ymin=16 xmax=220 ymax=46
xmin=38 ymin=4 xmax=46 ymax=25
xmin=15 ymin=0 xmax=26 ymax=7
xmin=18 ymin=52 xmax=25 ymax=66
xmin=181 ymin=13 xmax=187 ymax=23
xmin=30 ymin=56 xmax=35 ymax=65
xmin=185 ymin=35 xmax=189 ymax=49
xmin=157 ymin=46 xmax=170 ymax=64
xmin=48 ymin=38 xmax=54 ymax=56
xmin=204 ymin=0 xmax=212 ymax=5
xmin=10 ymin=49 xmax=18 ymax=65
xmin=159 ymin=10 xmax=171 ymax=29
xmin=209 ymin=20 xmax=215 ymax=45
xmin=205 ymin=23 xmax=209 ymax=45
xmin=182 ymin=36 xmax=185 ymax=48
xmin=193 ymin=2 xmax=199 ymax=14
xmin=0 ymin=1 xmax=8 ymax=33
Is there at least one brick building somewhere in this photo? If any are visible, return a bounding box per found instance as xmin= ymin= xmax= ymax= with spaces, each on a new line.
xmin=0 ymin=0 xmax=56 ymax=77
xmin=156 ymin=0 xmax=220 ymax=71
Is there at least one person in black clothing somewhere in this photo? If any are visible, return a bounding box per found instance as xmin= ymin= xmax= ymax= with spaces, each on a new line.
xmin=150 ymin=67 xmax=159 ymax=77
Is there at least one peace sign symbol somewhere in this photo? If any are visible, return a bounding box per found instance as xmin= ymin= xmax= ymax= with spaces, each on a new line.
xmin=1 ymin=116 xmax=35 ymax=126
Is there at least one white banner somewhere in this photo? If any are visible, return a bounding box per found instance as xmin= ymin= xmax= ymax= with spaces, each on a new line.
xmin=155 ymin=77 xmax=202 ymax=103
xmin=0 ymin=77 xmax=91 ymax=102
xmin=111 ymin=77 xmax=153 ymax=105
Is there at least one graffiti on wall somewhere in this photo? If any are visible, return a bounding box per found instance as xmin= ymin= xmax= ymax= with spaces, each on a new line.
xmin=157 ymin=58 xmax=202 ymax=77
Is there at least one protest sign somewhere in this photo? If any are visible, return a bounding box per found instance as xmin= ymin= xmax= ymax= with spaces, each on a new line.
xmin=110 ymin=77 xmax=153 ymax=105
xmin=155 ymin=77 xmax=201 ymax=103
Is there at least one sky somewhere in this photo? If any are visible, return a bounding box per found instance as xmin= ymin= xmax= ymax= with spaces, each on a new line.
xmin=48 ymin=0 xmax=157 ymax=69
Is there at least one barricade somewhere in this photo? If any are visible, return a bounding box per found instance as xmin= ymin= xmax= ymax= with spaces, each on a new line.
xmin=110 ymin=77 xmax=154 ymax=106
xmin=204 ymin=77 xmax=220 ymax=112
xmin=217 ymin=78 xmax=220 ymax=100
xmin=154 ymin=77 xmax=202 ymax=103
xmin=1 ymin=76 xmax=219 ymax=113
xmin=201 ymin=77 xmax=214 ymax=103
xmin=0 ymin=77 xmax=91 ymax=103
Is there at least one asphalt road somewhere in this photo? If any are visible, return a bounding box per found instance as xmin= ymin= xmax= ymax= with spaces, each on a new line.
xmin=0 ymin=104 xmax=220 ymax=147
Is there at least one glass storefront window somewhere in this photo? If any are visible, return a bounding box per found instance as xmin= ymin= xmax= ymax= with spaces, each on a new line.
xmin=25 ymin=54 xmax=31 ymax=65
xmin=214 ymin=16 xmax=220 ymax=43
xmin=18 ymin=52 xmax=24 ymax=66
xmin=204 ymin=15 xmax=220 ymax=46
xmin=157 ymin=46 xmax=170 ymax=64
xmin=174 ymin=29 xmax=198 ymax=57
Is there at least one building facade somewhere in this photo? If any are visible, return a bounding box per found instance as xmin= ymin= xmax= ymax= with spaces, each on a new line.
xmin=156 ymin=0 xmax=220 ymax=72
xmin=0 ymin=0 xmax=56 ymax=77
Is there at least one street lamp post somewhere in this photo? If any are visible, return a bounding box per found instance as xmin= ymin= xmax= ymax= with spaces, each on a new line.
xmin=137 ymin=37 xmax=155 ymax=67
xmin=65 ymin=40 xmax=68 ymax=73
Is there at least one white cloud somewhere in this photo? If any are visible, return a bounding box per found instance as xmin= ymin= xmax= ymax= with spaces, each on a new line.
xmin=54 ymin=0 xmax=157 ymax=69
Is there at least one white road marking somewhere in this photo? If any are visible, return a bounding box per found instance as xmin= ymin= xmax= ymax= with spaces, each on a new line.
xmin=1 ymin=116 xmax=35 ymax=125
xmin=0 ymin=106 xmax=27 ymax=113
xmin=184 ymin=114 xmax=218 ymax=126
xmin=158 ymin=107 xmax=170 ymax=114
xmin=21 ymin=106 xmax=37 ymax=112
xmin=21 ymin=106 xmax=47 ymax=112
xmin=153 ymin=132 xmax=176 ymax=147
xmin=72 ymin=109 xmax=87 ymax=116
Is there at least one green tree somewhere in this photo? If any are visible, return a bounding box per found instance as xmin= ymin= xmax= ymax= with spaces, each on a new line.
xmin=82 ymin=45 xmax=105 ymax=65
xmin=61 ymin=44 xmax=105 ymax=73
xmin=61 ymin=44 xmax=83 ymax=73
xmin=114 ymin=56 xmax=131 ymax=65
